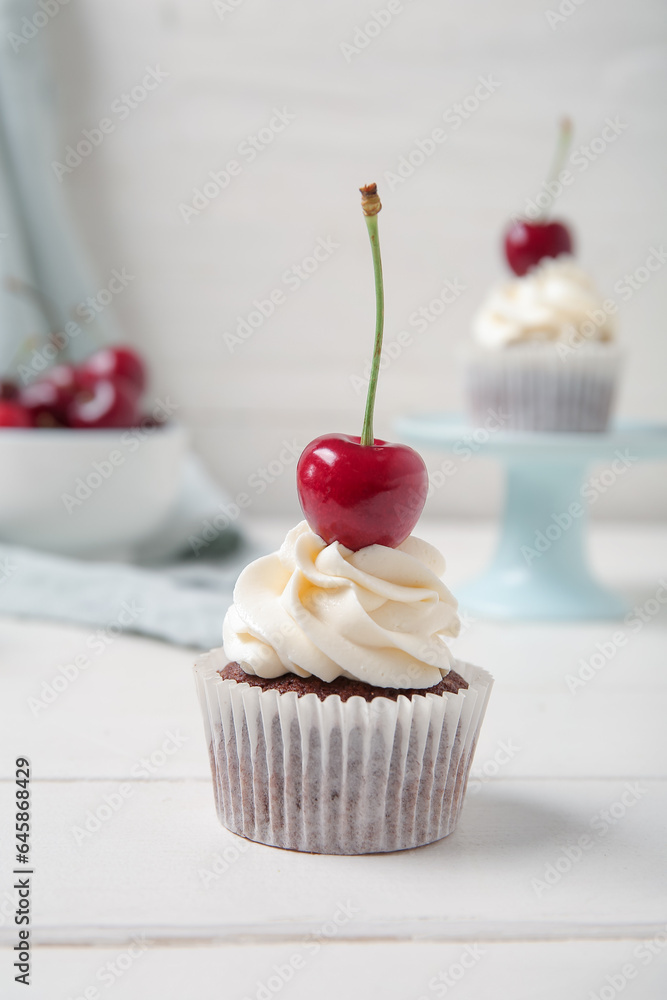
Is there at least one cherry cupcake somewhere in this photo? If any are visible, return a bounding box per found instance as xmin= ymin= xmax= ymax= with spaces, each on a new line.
xmin=465 ymin=120 xmax=622 ymax=433
xmin=194 ymin=186 xmax=493 ymax=854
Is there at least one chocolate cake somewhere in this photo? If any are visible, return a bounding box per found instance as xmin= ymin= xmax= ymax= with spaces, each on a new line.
xmin=220 ymin=660 xmax=468 ymax=702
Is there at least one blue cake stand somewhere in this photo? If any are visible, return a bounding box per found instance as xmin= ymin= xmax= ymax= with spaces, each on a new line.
xmin=395 ymin=415 xmax=667 ymax=621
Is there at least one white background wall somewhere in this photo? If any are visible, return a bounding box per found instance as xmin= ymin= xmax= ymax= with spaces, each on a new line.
xmin=38 ymin=0 xmax=667 ymax=519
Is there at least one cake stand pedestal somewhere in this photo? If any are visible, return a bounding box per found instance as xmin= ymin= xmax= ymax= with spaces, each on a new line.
xmin=395 ymin=415 xmax=667 ymax=621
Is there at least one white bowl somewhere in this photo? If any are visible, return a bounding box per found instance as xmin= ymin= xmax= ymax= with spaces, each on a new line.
xmin=0 ymin=422 xmax=188 ymax=556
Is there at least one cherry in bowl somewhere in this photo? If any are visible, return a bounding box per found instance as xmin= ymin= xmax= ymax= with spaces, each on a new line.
xmin=0 ymin=400 xmax=31 ymax=427
xmin=67 ymin=378 xmax=140 ymax=429
xmin=77 ymin=346 xmax=146 ymax=393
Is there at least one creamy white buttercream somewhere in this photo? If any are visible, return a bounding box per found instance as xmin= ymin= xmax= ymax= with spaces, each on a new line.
xmin=222 ymin=521 xmax=460 ymax=689
xmin=473 ymin=258 xmax=614 ymax=349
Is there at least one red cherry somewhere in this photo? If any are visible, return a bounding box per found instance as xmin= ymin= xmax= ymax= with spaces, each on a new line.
xmin=297 ymin=434 xmax=428 ymax=551
xmin=504 ymin=120 xmax=575 ymax=276
xmin=0 ymin=379 xmax=18 ymax=400
xmin=296 ymin=186 xmax=429 ymax=551
xmin=504 ymin=219 xmax=573 ymax=276
xmin=67 ymin=378 xmax=140 ymax=429
xmin=78 ymin=346 xmax=146 ymax=393
xmin=20 ymin=381 xmax=64 ymax=427
xmin=44 ymin=363 xmax=79 ymax=396
xmin=20 ymin=365 xmax=79 ymax=426
xmin=0 ymin=400 xmax=31 ymax=427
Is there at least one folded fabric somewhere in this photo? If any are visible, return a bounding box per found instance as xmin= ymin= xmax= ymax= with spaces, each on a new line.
xmin=0 ymin=536 xmax=260 ymax=650
xmin=132 ymin=453 xmax=243 ymax=563
xmin=0 ymin=455 xmax=262 ymax=650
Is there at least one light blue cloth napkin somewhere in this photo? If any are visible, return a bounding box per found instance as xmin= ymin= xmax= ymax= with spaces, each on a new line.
xmin=0 ymin=455 xmax=261 ymax=649
xmin=0 ymin=541 xmax=255 ymax=650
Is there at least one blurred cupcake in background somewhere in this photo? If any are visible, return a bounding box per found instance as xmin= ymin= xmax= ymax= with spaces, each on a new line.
xmin=465 ymin=257 xmax=621 ymax=432
xmin=464 ymin=119 xmax=622 ymax=433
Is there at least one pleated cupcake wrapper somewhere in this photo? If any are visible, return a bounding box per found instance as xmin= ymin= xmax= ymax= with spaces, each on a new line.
xmin=464 ymin=345 xmax=622 ymax=432
xmin=194 ymin=650 xmax=493 ymax=855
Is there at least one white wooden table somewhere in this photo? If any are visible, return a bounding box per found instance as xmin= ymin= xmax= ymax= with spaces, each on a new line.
xmin=1 ymin=518 xmax=666 ymax=999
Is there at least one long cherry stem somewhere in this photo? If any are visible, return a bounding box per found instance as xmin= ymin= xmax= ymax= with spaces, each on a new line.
xmin=360 ymin=184 xmax=384 ymax=447
xmin=538 ymin=117 xmax=573 ymax=220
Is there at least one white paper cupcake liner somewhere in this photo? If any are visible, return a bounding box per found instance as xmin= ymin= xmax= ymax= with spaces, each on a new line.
xmin=194 ymin=650 xmax=493 ymax=855
xmin=464 ymin=343 xmax=622 ymax=432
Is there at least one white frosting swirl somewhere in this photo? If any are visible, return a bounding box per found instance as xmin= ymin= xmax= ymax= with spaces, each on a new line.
xmin=222 ymin=521 xmax=460 ymax=689
xmin=473 ymin=258 xmax=614 ymax=349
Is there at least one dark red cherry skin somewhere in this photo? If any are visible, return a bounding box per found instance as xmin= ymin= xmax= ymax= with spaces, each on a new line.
xmin=20 ymin=380 xmax=65 ymax=426
xmin=20 ymin=365 xmax=79 ymax=426
xmin=0 ymin=400 xmax=31 ymax=427
xmin=78 ymin=346 xmax=146 ymax=393
xmin=44 ymin=363 xmax=79 ymax=396
xmin=0 ymin=379 xmax=18 ymax=400
xmin=67 ymin=377 xmax=140 ymax=429
xmin=296 ymin=434 xmax=429 ymax=551
xmin=504 ymin=219 xmax=573 ymax=276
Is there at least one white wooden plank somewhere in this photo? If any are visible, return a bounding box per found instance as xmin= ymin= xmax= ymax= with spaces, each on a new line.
xmin=3 ymin=940 xmax=667 ymax=1000
xmin=0 ymin=779 xmax=664 ymax=944
xmin=0 ymin=620 xmax=205 ymax=781
xmin=1 ymin=522 xmax=667 ymax=782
